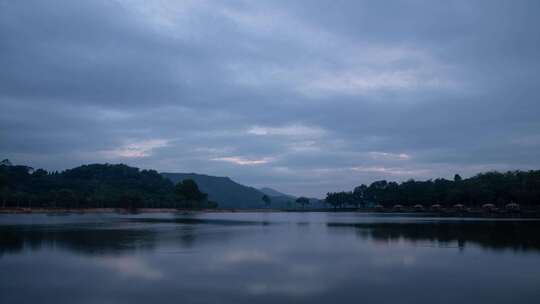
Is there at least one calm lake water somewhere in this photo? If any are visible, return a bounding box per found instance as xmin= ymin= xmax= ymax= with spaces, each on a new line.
xmin=1 ymin=212 xmax=540 ymax=304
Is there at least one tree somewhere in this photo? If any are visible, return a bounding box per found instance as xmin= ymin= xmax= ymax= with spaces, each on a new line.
xmin=325 ymin=192 xmax=339 ymax=210
xmin=2 ymin=159 xmax=540 ymax=211
xmin=56 ymin=189 xmax=76 ymax=208
xmin=262 ymin=194 xmax=271 ymax=208
xmin=326 ymin=169 xmax=540 ymax=209
xmin=206 ymin=200 xmax=219 ymax=209
xmin=117 ymin=192 xmax=143 ymax=211
xmin=0 ymin=187 xmax=8 ymax=208
xmin=175 ymin=179 xmax=208 ymax=209
xmin=325 ymin=192 xmax=352 ymax=210
xmin=295 ymin=197 xmax=310 ymax=209
xmin=353 ymin=185 xmax=368 ymax=208
xmin=0 ymin=170 xmax=8 ymax=208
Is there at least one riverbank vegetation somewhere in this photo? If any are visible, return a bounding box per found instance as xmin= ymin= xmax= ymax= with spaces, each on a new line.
xmin=325 ymin=172 xmax=540 ymax=209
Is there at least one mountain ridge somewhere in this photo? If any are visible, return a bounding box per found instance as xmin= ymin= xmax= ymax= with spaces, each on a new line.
xmin=161 ymin=172 xmax=323 ymax=209
xmin=161 ymin=172 xmax=267 ymax=209
xmin=259 ymin=187 xmax=295 ymax=199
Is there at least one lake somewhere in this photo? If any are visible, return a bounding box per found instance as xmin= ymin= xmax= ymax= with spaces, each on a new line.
xmin=1 ymin=212 xmax=540 ymax=303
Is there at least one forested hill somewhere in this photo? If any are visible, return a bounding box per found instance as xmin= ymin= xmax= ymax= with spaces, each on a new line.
xmin=162 ymin=173 xmax=268 ymax=209
xmin=0 ymin=160 xmax=299 ymax=209
xmin=0 ymin=162 xmax=177 ymax=208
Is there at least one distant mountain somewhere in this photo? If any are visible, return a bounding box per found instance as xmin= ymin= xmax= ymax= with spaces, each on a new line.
xmin=161 ymin=172 xmax=267 ymax=209
xmin=259 ymin=187 xmax=324 ymax=208
xmin=162 ymin=172 xmax=324 ymax=209
xmin=258 ymin=187 xmax=299 ymax=208
xmin=259 ymin=187 xmax=295 ymax=199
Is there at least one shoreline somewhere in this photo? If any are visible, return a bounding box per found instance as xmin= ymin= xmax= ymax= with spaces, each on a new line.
xmin=1 ymin=207 xmax=539 ymax=218
xmin=0 ymin=208 xmax=296 ymax=214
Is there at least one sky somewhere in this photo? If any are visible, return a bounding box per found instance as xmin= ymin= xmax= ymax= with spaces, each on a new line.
xmin=1 ymin=0 xmax=540 ymax=197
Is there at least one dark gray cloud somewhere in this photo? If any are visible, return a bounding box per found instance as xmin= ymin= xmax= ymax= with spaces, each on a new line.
xmin=1 ymin=0 xmax=539 ymax=197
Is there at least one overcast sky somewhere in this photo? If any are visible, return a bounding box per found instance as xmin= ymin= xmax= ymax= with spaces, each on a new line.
xmin=1 ymin=0 xmax=540 ymax=197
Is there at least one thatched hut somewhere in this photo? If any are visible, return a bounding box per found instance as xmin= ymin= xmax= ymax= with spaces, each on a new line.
xmin=505 ymin=202 xmax=520 ymax=211
xmin=453 ymin=203 xmax=465 ymax=211
xmin=482 ymin=203 xmax=496 ymax=211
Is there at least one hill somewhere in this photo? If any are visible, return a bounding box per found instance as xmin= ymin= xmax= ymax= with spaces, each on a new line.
xmin=0 ymin=160 xmax=321 ymax=210
xmin=161 ymin=173 xmax=268 ymax=209
xmin=259 ymin=187 xmax=295 ymax=199
xmin=0 ymin=162 xmax=177 ymax=208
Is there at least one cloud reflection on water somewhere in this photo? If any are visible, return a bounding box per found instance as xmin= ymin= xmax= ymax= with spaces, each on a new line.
xmin=97 ymin=257 xmax=164 ymax=280
xmin=2 ymin=214 xmax=540 ymax=304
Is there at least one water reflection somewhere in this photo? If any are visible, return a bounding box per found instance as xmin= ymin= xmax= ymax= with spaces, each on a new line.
xmin=0 ymin=225 xmax=158 ymax=257
xmin=128 ymin=216 xmax=272 ymax=226
xmin=96 ymin=256 xmax=164 ymax=280
xmin=1 ymin=213 xmax=540 ymax=304
xmin=0 ymin=215 xmax=266 ymax=257
xmin=328 ymin=220 xmax=540 ymax=252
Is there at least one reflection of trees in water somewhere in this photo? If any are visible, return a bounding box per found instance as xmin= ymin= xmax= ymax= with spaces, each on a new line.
xmin=328 ymin=221 xmax=540 ymax=252
xmin=0 ymin=226 xmax=158 ymax=257
xmin=0 ymin=217 xmax=254 ymax=257
xmin=129 ymin=217 xmax=269 ymax=226
xmin=177 ymin=225 xmax=197 ymax=248
xmin=127 ymin=217 xmax=270 ymax=248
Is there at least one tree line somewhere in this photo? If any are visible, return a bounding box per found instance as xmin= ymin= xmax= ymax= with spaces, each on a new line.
xmin=325 ymin=171 xmax=540 ymax=209
xmin=261 ymin=194 xmax=312 ymax=209
xmin=3 ymin=158 xmax=539 ymax=210
xmin=0 ymin=160 xmax=216 ymax=209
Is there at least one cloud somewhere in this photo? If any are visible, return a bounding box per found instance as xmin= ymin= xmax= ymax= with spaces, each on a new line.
xmin=299 ymin=69 xmax=452 ymax=97
xmin=350 ymin=166 xmax=429 ymax=176
xmin=368 ymin=152 xmax=411 ymax=161
xmin=211 ymin=156 xmax=274 ymax=166
xmin=2 ymin=0 xmax=540 ymax=197
xmin=101 ymin=139 xmax=169 ymax=158
xmin=247 ymin=124 xmax=325 ymax=137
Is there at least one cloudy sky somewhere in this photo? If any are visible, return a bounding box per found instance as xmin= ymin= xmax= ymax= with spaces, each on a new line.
xmin=1 ymin=0 xmax=539 ymax=197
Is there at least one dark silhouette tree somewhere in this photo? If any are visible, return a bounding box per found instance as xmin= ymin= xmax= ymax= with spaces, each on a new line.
xmin=117 ymin=192 xmax=143 ymax=211
xmin=175 ymin=179 xmax=208 ymax=209
xmin=325 ymin=193 xmax=339 ymax=210
xmin=326 ymin=170 xmax=540 ymax=209
xmin=262 ymin=194 xmax=271 ymax=208
xmin=295 ymin=197 xmax=310 ymax=209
